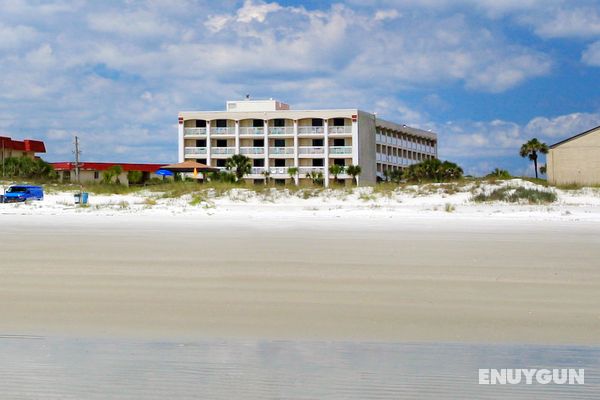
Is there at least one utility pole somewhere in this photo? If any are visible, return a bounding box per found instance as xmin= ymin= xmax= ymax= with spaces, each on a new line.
xmin=1 ymin=138 xmax=4 ymax=179
xmin=74 ymin=136 xmax=81 ymax=183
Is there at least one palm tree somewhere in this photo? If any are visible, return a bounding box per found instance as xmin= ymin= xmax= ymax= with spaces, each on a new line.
xmin=346 ymin=164 xmax=362 ymax=186
xmin=328 ymin=164 xmax=345 ymax=183
xmin=287 ymin=166 xmax=299 ymax=185
xmin=225 ymin=154 xmax=252 ymax=182
xmin=262 ymin=169 xmax=271 ymax=185
xmin=519 ymin=138 xmax=548 ymax=179
xmin=539 ymin=164 xmax=547 ymax=175
xmin=389 ymin=169 xmax=403 ymax=183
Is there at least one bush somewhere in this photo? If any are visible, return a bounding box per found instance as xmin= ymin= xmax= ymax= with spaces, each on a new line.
xmin=473 ymin=187 xmax=557 ymax=204
xmin=127 ymin=170 xmax=144 ymax=185
xmin=405 ymin=159 xmax=463 ymax=183
xmin=486 ymin=168 xmax=511 ymax=180
xmin=0 ymin=156 xmax=57 ymax=180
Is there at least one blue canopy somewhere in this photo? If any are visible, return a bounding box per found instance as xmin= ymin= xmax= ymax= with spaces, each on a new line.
xmin=155 ymin=169 xmax=174 ymax=176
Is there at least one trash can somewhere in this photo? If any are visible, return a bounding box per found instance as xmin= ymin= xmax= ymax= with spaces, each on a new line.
xmin=74 ymin=192 xmax=89 ymax=205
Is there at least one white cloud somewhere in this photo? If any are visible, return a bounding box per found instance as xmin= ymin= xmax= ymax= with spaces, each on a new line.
xmin=0 ymin=23 xmax=37 ymax=49
xmin=374 ymin=9 xmax=400 ymax=21
xmin=582 ymin=40 xmax=600 ymax=66
xmin=236 ymin=0 xmax=282 ymax=23
xmin=525 ymin=7 xmax=600 ymax=38
xmin=525 ymin=112 xmax=600 ymax=138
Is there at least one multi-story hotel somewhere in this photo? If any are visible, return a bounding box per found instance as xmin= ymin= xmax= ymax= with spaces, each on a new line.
xmin=178 ymin=99 xmax=438 ymax=186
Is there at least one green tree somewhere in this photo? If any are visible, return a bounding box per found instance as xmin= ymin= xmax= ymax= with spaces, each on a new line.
xmin=0 ymin=156 xmax=56 ymax=180
xmin=486 ymin=168 xmax=511 ymax=180
xmin=346 ymin=164 xmax=362 ymax=186
xmin=405 ymin=159 xmax=463 ymax=183
xmin=519 ymin=138 xmax=548 ymax=179
xmin=306 ymin=171 xmax=323 ymax=186
xmin=102 ymin=165 xmax=123 ymax=184
xmin=287 ymin=167 xmax=299 ymax=185
xmin=328 ymin=164 xmax=345 ymax=182
xmin=539 ymin=164 xmax=547 ymax=175
xmin=127 ymin=170 xmax=144 ymax=185
xmin=388 ymin=169 xmax=403 ymax=184
xmin=225 ymin=154 xmax=252 ymax=182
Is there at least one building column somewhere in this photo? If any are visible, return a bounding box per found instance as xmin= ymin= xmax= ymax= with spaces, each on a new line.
xmin=323 ymin=119 xmax=329 ymax=187
xmin=235 ymin=120 xmax=240 ymax=154
xmin=206 ymin=121 xmax=212 ymax=166
xmin=293 ymin=119 xmax=299 ymax=185
xmin=351 ymin=115 xmax=359 ymax=185
xmin=178 ymin=117 xmax=184 ymax=163
xmin=264 ymin=120 xmax=269 ymax=177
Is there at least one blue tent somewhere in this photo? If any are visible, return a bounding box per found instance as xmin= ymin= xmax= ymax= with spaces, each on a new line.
xmin=155 ymin=169 xmax=174 ymax=177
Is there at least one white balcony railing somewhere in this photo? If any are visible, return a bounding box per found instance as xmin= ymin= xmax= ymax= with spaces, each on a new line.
xmin=298 ymin=146 xmax=324 ymax=155
xmin=298 ymin=126 xmax=324 ymax=135
xmin=329 ymin=146 xmax=352 ymax=155
xmin=298 ymin=167 xmax=325 ymax=175
xmin=268 ymin=127 xmax=294 ymax=135
xmin=240 ymin=127 xmax=264 ymax=135
xmin=269 ymin=167 xmax=288 ymax=175
xmin=184 ymin=127 xmax=207 ymax=136
xmin=250 ymin=167 xmax=266 ymax=175
xmin=212 ymin=147 xmax=236 ymax=155
xmin=240 ymin=147 xmax=265 ymax=155
xmin=328 ymin=126 xmax=352 ymax=134
xmin=184 ymin=147 xmax=207 ymax=156
xmin=211 ymin=127 xmax=235 ymax=135
xmin=269 ymin=147 xmax=294 ymax=155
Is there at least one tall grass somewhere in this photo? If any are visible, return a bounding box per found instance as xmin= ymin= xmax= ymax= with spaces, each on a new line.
xmin=473 ymin=187 xmax=557 ymax=204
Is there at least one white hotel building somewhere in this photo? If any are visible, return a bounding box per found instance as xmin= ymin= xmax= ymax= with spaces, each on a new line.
xmin=178 ymin=99 xmax=438 ymax=186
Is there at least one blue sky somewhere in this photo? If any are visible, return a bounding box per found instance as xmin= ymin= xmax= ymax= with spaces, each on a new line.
xmin=1 ymin=0 xmax=600 ymax=176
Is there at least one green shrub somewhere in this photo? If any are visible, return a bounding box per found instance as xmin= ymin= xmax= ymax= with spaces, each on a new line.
xmin=486 ymin=168 xmax=511 ymax=180
xmin=405 ymin=159 xmax=463 ymax=183
xmin=127 ymin=170 xmax=144 ymax=185
xmin=473 ymin=186 xmax=557 ymax=204
xmin=0 ymin=156 xmax=57 ymax=180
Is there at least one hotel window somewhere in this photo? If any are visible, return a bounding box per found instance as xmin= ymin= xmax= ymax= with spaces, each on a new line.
xmin=94 ymin=171 xmax=100 ymax=179
xmin=195 ymin=120 xmax=206 ymax=128
xmin=216 ymin=159 xmax=226 ymax=167
xmin=333 ymin=138 xmax=345 ymax=146
xmin=333 ymin=118 xmax=345 ymax=126
xmin=274 ymin=139 xmax=285 ymax=147
xmin=216 ymin=119 xmax=227 ymax=128
xmin=216 ymin=139 xmax=227 ymax=147
xmin=197 ymin=159 xmax=207 ymax=165
xmin=253 ymin=139 xmax=264 ymax=147
xmin=312 ymin=139 xmax=324 ymax=146
xmin=196 ymin=139 xmax=206 ymax=147
xmin=253 ymin=159 xmax=264 ymax=167
xmin=274 ymin=159 xmax=286 ymax=167
xmin=312 ymin=118 xmax=323 ymax=127
xmin=273 ymin=119 xmax=285 ymax=127
xmin=312 ymin=159 xmax=324 ymax=167
xmin=334 ymin=159 xmax=345 ymax=166
xmin=253 ymin=119 xmax=263 ymax=128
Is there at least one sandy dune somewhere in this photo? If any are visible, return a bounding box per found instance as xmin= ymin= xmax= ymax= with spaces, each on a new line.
xmin=1 ymin=214 xmax=599 ymax=344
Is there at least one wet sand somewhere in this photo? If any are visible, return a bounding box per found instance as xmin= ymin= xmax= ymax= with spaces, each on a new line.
xmin=1 ymin=214 xmax=599 ymax=344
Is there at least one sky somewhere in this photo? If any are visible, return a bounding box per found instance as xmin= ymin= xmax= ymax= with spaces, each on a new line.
xmin=1 ymin=0 xmax=600 ymax=176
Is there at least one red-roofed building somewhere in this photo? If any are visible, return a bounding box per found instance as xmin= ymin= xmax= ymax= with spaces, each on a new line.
xmin=0 ymin=136 xmax=46 ymax=160
xmin=51 ymin=161 xmax=168 ymax=185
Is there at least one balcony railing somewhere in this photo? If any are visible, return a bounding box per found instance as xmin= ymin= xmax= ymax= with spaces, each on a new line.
xmin=328 ymin=126 xmax=352 ymax=134
xmin=329 ymin=146 xmax=352 ymax=155
xmin=250 ymin=167 xmax=266 ymax=175
xmin=184 ymin=147 xmax=207 ymax=156
xmin=268 ymin=127 xmax=294 ymax=135
xmin=269 ymin=147 xmax=294 ymax=155
xmin=298 ymin=126 xmax=324 ymax=135
xmin=211 ymin=127 xmax=235 ymax=135
xmin=212 ymin=147 xmax=235 ymax=155
xmin=269 ymin=167 xmax=288 ymax=175
xmin=298 ymin=146 xmax=324 ymax=155
xmin=240 ymin=147 xmax=264 ymax=155
xmin=240 ymin=127 xmax=264 ymax=135
xmin=298 ymin=167 xmax=325 ymax=175
xmin=184 ymin=127 xmax=207 ymax=136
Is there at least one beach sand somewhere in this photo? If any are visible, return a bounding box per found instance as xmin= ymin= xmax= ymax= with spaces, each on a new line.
xmin=1 ymin=213 xmax=599 ymax=344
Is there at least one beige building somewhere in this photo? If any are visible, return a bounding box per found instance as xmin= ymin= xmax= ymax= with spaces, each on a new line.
xmin=178 ymin=99 xmax=438 ymax=186
xmin=0 ymin=136 xmax=46 ymax=160
xmin=547 ymin=125 xmax=600 ymax=186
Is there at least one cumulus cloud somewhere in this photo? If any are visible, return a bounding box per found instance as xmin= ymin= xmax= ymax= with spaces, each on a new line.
xmin=582 ymin=40 xmax=600 ymax=66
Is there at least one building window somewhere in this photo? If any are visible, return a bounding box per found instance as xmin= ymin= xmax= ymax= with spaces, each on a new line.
xmin=273 ymin=119 xmax=285 ymax=127
xmin=253 ymin=119 xmax=263 ymax=128
xmin=216 ymin=159 xmax=226 ymax=167
xmin=312 ymin=159 xmax=324 ymax=167
xmin=274 ymin=159 xmax=286 ymax=167
xmin=312 ymin=118 xmax=323 ymax=127
xmin=216 ymin=119 xmax=227 ymax=128
xmin=274 ymin=179 xmax=286 ymax=185
xmin=216 ymin=139 xmax=228 ymax=147
xmin=333 ymin=118 xmax=345 ymax=127
xmin=253 ymin=139 xmax=264 ymax=147
xmin=253 ymin=159 xmax=264 ymax=167
xmin=333 ymin=138 xmax=345 ymax=146
xmin=94 ymin=171 xmax=100 ymax=180
xmin=197 ymin=159 xmax=207 ymax=165
xmin=63 ymin=171 xmax=71 ymax=180
xmin=274 ymin=139 xmax=285 ymax=147
xmin=195 ymin=120 xmax=206 ymax=128
xmin=196 ymin=139 xmax=206 ymax=147
xmin=312 ymin=138 xmax=324 ymax=146
xmin=334 ymin=159 xmax=345 ymax=166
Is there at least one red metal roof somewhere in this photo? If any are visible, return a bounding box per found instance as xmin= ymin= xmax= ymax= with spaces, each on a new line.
xmin=0 ymin=136 xmax=46 ymax=153
xmin=50 ymin=162 xmax=167 ymax=173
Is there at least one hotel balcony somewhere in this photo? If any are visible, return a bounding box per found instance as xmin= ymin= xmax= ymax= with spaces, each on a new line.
xmin=328 ymin=126 xmax=352 ymax=136
xmin=268 ymin=127 xmax=294 ymax=136
xmin=211 ymin=147 xmax=236 ymax=157
xmin=269 ymin=167 xmax=289 ymax=175
xmin=269 ymin=147 xmax=294 ymax=157
xmin=329 ymin=146 xmax=352 ymax=156
xmin=184 ymin=147 xmax=207 ymax=156
xmin=211 ymin=127 xmax=235 ymax=136
xmin=298 ymin=167 xmax=325 ymax=175
xmin=298 ymin=126 xmax=324 ymax=136
xmin=298 ymin=146 xmax=324 ymax=157
xmin=239 ymin=147 xmax=265 ymax=156
xmin=250 ymin=167 xmax=266 ymax=175
xmin=184 ymin=128 xmax=207 ymax=137
xmin=240 ymin=127 xmax=264 ymax=136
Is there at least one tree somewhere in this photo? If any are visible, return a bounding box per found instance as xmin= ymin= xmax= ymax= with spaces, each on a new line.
xmin=287 ymin=167 xmax=299 ymax=185
xmin=346 ymin=164 xmax=362 ymax=186
xmin=388 ymin=169 xmax=403 ymax=184
xmin=306 ymin=171 xmax=323 ymax=186
xmin=102 ymin=165 xmax=123 ymax=184
xmin=405 ymin=159 xmax=463 ymax=183
xmin=0 ymin=156 xmax=56 ymax=180
xmin=127 ymin=170 xmax=144 ymax=185
xmin=519 ymin=138 xmax=548 ymax=179
xmin=262 ymin=169 xmax=271 ymax=185
xmin=226 ymin=154 xmax=252 ymax=182
xmin=328 ymin=164 xmax=345 ymax=182
xmin=539 ymin=164 xmax=547 ymax=175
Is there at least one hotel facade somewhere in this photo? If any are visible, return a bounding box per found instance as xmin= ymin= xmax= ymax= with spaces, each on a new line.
xmin=178 ymin=99 xmax=438 ymax=186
